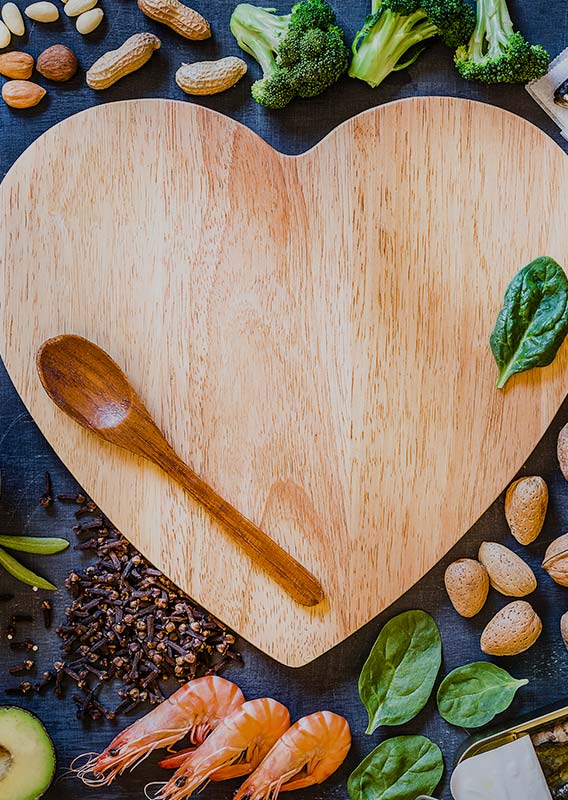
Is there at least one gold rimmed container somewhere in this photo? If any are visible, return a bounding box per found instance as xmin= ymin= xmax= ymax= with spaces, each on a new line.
xmin=456 ymin=700 xmax=568 ymax=763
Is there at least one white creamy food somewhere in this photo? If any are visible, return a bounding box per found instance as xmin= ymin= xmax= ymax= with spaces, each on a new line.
xmin=450 ymin=735 xmax=553 ymax=800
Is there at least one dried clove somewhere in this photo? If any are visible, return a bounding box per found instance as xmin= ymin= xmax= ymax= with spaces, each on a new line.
xmin=43 ymin=499 xmax=241 ymax=721
xmin=41 ymin=600 xmax=52 ymax=629
xmin=8 ymin=659 xmax=34 ymax=675
xmin=39 ymin=471 xmax=53 ymax=508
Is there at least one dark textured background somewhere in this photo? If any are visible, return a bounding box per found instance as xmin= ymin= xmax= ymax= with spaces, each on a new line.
xmin=1 ymin=2 xmax=568 ymax=798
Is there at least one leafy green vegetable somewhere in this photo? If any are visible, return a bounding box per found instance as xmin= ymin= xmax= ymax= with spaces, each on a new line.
xmin=490 ymin=256 xmax=568 ymax=389
xmin=347 ymin=735 xmax=444 ymax=800
xmin=0 ymin=535 xmax=69 ymax=554
xmin=358 ymin=609 xmax=441 ymax=733
xmin=437 ymin=662 xmax=528 ymax=728
xmin=0 ymin=546 xmax=57 ymax=591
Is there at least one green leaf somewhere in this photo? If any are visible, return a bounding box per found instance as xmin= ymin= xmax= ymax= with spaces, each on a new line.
xmin=490 ymin=256 xmax=568 ymax=389
xmin=347 ymin=735 xmax=444 ymax=800
xmin=0 ymin=546 xmax=57 ymax=591
xmin=437 ymin=662 xmax=528 ymax=728
xmin=0 ymin=535 xmax=69 ymax=555
xmin=358 ymin=610 xmax=441 ymax=732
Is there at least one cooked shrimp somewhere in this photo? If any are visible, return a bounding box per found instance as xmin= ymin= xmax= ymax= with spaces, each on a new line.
xmin=72 ymin=676 xmax=244 ymax=786
xmin=151 ymin=698 xmax=290 ymax=800
xmin=233 ymin=711 xmax=351 ymax=799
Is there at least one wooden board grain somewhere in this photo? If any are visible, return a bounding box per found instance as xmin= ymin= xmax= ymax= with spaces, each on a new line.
xmin=1 ymin=97 xmax=567 ymax=666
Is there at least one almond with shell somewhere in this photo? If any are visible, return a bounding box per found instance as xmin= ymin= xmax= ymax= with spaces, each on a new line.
xmin=481 ymin=600 xmax=542 ymax=656
xmin=561 ymin=611 xmax=568 ymax=651
xmin=505 ymin=476 xmax=548 ymax=545
xmin=559 ymin=422 xmax=568 ymax=480
xmin=444 ymin=558 xmax=489 ymax=618
xmin=543 ymin=533 xmax=568 ymax=586
xmin=478 ymin=541 xmax=537 ymax=597
xmin=0 ymin=51 xmax=34 ymax=79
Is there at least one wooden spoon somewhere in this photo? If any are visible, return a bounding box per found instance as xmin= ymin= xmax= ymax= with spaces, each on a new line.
xmin=36 ymin=335 xmax=324 ymax=607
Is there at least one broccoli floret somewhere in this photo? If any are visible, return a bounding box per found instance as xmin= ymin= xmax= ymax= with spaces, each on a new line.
xmin=348 ymin=0 xmax=475 ymax=88
xmin=230 ymin=0 xmax=349 ymax=109
xmin=454 ymin=0 xmax=550 ymax=83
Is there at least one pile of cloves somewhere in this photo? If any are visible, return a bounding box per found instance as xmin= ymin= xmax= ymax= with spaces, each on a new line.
xmin=49 ymin=497 xmax=242 ymax=721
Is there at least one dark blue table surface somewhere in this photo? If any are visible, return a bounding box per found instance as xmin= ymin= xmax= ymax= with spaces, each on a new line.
xmin=2 ymin=2 xmax=568 ymax=798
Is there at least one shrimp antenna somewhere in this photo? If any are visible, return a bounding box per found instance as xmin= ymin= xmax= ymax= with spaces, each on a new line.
xmin=144 ymin=780 xmax=167 ymax=800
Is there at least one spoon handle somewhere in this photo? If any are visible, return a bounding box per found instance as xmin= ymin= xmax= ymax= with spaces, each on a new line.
xmin=155 ymin=449 xmax=324 ymax=607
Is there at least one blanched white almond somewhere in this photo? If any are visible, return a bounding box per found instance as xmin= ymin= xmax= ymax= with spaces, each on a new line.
xmin=64 ymin=0 xmax=95 ymax=17
xmin=25 ymin=1 xmax=58 ymax=20
xmin=75 ymin=6 xmax=102 ymax=32
xmin=0 ymin=19 xmax=11 ymax=46
xmin=2 ymin=3 xmax=25 ymax=35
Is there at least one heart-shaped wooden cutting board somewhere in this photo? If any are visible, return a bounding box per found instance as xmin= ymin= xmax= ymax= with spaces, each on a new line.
xmin=1 ymin=97 xmax=567 ymax=666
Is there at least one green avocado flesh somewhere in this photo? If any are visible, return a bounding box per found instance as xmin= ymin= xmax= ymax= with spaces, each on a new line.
xmin=0 ymin=707 xmax=55 ymax=800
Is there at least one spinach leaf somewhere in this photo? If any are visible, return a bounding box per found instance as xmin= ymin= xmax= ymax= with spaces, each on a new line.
xmin=358 ymin=610 xmax=441 ymax=733
xmin=437 ymin=662 xmax=528 ymax=728
xmin=490 ymin=256 xmax=568 ymax=389
xmin=347 ymin=735 xmax=444 ymax=800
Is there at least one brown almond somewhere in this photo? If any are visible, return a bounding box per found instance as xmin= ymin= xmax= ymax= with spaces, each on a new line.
xmin=505 ymin=476 xmax=548 ymax=545
xmin=543 ymin=533 xmax=568 ymax=586
xmin=1 ymin=80 xmax=45 ymax=108
xmin=478 ymin=541 xmax=537 ymax=597
xmin=559 ymin=422 xmax=568 ymax=480
xmin=444 ymin=559 xmax=489 ymax=618
xmin=481 ymin=600 xmax=542 ymax=656
xmin=37 ymin=44 xmax=78 ymax=82
xmin=0 ymin=51 xmax=34 ymax=79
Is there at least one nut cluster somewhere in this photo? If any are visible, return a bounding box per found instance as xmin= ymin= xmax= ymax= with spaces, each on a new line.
xmin=444 ymin=475 xmax=547 ymax=656
xmin=0 ymin=0 xmax=246 ymax=105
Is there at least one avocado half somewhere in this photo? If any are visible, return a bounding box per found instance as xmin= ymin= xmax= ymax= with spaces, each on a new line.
xmin=0 ymin=707 xmax=56 ymax=800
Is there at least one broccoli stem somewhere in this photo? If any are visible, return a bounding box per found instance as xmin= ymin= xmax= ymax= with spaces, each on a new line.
xmin=229 ymin=5 xmax=290 ymax=78
xmin=468 ymin=0 xmax=514 ymax=61
xmin=348 ymin=9 xmax=438 ymax=88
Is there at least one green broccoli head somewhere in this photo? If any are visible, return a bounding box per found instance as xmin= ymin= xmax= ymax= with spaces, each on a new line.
xmin=289 ymin=0 xmax=336 ymax=30
xmin=230 ymin=0 xmax=349 ymax=109
xmin=348 ymin=0 xmax=475 ymax=89
xmin=454 ymin=0 xmax=550 ymax=83
xmin=421 ymin=0 xmax=475 ymax=47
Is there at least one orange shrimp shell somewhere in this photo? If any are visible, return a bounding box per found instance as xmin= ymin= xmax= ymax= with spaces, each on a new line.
xmin=234 ymin=710 xmax=351 ymax=799
xmin=157 ymin=697 xmax=291 ymax=800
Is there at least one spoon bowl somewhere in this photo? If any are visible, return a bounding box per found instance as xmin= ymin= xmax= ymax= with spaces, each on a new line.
xmin=38 ymin=335 xmax=134 ymax=431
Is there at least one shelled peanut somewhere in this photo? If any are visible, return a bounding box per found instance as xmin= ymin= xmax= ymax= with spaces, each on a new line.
xmin=24 ymin=2 xmax=59 ymax=22
xmin=75 ymin=7 xmax=102 ymax=33
xmin=0 ymin=20 xmax=10 ymax=47
xmin=2 ymin=3 xmax=25 ymax=35
xmin=86 ymin=32 xmax=160 ymax=89
xmin=137 ymin=0 xmax=209 ymax=40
